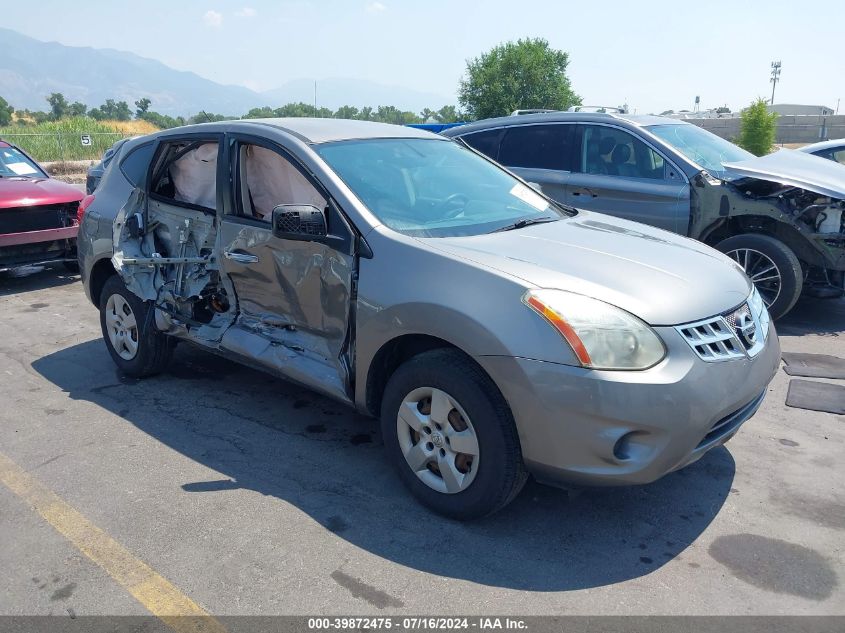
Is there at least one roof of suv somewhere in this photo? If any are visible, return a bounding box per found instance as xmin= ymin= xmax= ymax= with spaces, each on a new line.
xmin=441 ymin=112 xmax=685 ymax=136
xmin=159 ymin=118 xmax=442 ymax=145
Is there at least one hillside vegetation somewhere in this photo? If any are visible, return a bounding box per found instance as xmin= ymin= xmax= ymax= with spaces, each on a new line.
xmin=0 ymin=116 xmax=158 ymax=161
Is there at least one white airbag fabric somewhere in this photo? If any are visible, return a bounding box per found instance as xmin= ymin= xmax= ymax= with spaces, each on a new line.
xmin=245 ymin=145 xmax=326 ymax=220
xmin=171 ymin=143 xmax=218 ymax=209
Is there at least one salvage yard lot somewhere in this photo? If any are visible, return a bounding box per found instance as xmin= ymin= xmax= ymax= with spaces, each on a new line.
xmin=0 ymin=265 xmax=843 ymax=616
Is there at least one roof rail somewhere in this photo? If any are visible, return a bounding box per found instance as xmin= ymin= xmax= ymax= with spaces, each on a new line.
xmin=510 ymin=109 xmax=558 ymax=116
xmin=567 ymin=105 xmax=628 ymax=114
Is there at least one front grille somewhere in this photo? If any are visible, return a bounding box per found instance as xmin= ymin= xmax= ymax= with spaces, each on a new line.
xmin=677 ymin=299 xmax=768 ymax=362
xmin=0 ymin=203 xmax=76 ymax=235
xmin=677 ymin=315 xmax=745 ymax=361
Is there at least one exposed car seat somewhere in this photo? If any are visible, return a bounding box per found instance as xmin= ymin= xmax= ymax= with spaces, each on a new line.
xmin=611 ymin=144 xmax=637 ymax=177
xmin=245 ymin=145 xmax=326 ymax=220
xmin=170 ymin=143 xmax=218 ymax=209
xmin=585 ymin=135 xmax=608 ymax=174
xmin=598 ymin=137 xmax=617 ymax=174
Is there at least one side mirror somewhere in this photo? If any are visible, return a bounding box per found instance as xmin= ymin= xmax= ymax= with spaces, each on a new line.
xmin=271 ymin=204 xmax=327 ymax=240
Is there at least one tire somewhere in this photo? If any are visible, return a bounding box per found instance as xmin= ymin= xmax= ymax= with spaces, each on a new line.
xmin=716 ymin=233 xmax=803 ymax=320
xmin=380 ymin=348 xmax=527 ymax=520
xmin=99 ymin=275 xmax=173 ymax=377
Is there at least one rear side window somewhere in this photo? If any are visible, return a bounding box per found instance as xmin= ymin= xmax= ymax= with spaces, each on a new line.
xmin=150 ymin=140 xmax=220 ymax=211
xmin=119 ymin=142 xmax=156 ymax=188
xmin=461 ymin=129 xmax=503 ymax=161
xmin=499 ymin=124 xmax=575 ymax=171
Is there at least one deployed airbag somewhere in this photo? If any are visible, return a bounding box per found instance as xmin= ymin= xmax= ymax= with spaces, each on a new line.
xmin=171 ymin=143 xmax=218 ymax=209
xmin=245 ymin=145 xmax=326 ymax=220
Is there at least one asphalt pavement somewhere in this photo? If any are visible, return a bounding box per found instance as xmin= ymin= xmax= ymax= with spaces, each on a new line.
xmin=0 ymin=265 xmax=842 ymax=618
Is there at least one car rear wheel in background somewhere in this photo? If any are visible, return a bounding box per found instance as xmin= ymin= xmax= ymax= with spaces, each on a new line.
xmin=99 ymin=275 xmax=173 ymax=377
xmin=380 ymin=349 xmax=527 ymax=520
xmin=716 ymin=233 xmax=803 ymax=320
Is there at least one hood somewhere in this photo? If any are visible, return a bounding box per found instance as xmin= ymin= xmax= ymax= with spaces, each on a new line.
xmin=0 ymin=177 xmax=84 ymax=210
xmin=428 ymin=211 xmax=752 ymax=326
xmin=722 ymin=149 xmax=845 ymax=199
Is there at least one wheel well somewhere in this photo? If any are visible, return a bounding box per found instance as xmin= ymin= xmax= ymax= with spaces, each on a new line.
xmin=89 ymin=258 xmax=118 ymax=308
xmin=702 ymin=215 xmax=823 ymax=267
xmin=365 ymin=334 xmax=458 ymax=417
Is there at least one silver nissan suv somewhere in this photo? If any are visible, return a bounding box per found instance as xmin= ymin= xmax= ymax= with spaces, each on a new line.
xmin=78 ymin=119 xmax=780 ymax=519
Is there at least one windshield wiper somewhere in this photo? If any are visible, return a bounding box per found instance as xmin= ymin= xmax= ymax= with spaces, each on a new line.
xmin=490 ymin=216 xmax=557 ymax=233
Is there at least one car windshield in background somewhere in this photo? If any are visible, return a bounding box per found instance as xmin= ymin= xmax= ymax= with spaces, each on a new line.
xmin=315 ymin=138 xmax=566 ymax=237
xmin=647 ymin=123 xmax=753 ymax=180
xmin=0 ymin=145 xmax=45 ymax=178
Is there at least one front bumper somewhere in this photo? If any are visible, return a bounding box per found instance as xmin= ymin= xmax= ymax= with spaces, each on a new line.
xmin=0 ymin=225 xmax=79 ymax=270
xmin=477 ymin=319 xmax=780 ymax=487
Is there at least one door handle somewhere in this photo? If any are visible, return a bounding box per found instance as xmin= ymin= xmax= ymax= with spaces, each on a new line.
xmin=571 ymin=187 xmax=598 ymax=198
xmin=224 ymin=250 xmax=260 ymax=264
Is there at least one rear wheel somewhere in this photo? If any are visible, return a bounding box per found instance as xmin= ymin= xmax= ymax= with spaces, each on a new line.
xmin=380 ymin=349 xmax=527 ymax=520
xmin=716 ymin=233 xmax=802 ymax=319
xmin=99 ymin=275 xmax=173 ymax=377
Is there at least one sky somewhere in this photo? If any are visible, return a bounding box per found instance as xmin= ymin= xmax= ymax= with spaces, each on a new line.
xmin=2 ymin=0 xmax=843 ymax=114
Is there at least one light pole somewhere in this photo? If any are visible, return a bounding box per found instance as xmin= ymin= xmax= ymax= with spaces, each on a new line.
xmin=770 ymin=61 xmax=782 ymax=105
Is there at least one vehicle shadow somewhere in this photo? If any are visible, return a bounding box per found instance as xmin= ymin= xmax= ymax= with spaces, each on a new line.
xmin=0 ymin=264 xmax=79 ymax=297
xmin=32 ymin=339 xmax=735 ymax=592
xmin=777 ymin=296 xmax=845 ymax=337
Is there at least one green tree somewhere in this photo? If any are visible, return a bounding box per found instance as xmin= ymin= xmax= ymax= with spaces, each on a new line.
xmin=68 ymin=101 xmax=87 ymax=117
xmin=243 ymin=106 xmax=276 ymax=119
xmin=737 ymin=98 xmax=778 ymax=156
xmin=135 ymin=98 xmax=151 ymax=117
xmin=334 ymin=105 xmax=360 ymax=120
xmin=141 ymin=111 xmax=186 ymax=129
xmin=0 ymin=96 xmax=13 ymax=126
xmin=373 ymin=105 xmax=420 ymax=124
xmin=420 ymin=107 xmax=438 ymax=122
xmin=187 ymin=111 xmax=229 ymax=123
xmin=459 ymin=38 xmax=581 ymax=120
xmin=46 ymin=92 xmax=68 ymax=120
xmin=436 ymin=105 xmax=461 ymax=123
xmin=90 ymin=99 xmax=132 ymax=121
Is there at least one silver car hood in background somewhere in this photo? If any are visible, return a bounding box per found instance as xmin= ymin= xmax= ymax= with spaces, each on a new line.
xmin=722 ymin=148 xmax=845 ymax=199
xmin=430 ymin=212 xmax=752 ymax=326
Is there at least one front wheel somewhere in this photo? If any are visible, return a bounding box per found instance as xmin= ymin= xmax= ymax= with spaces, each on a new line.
xmin=99 ymin=275 xmax=173 ymax=377
xmin=716 ymin=233 xmax=803 ymax=320
xmin=380 ymin=349 xmax=527 ymax=520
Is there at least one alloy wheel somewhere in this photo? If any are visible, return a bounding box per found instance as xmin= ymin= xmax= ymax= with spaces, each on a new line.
xmin=725 ymin=247 xmax=782 ymax=308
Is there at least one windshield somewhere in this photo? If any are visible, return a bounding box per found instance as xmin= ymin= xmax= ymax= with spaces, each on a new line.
xmin=646 ymin=123 xmax=753 ymax=179
xmin=314 ymin=138 xmax=567 ymax=237
xmin=0 ymin=145 xmax=45 ymax=178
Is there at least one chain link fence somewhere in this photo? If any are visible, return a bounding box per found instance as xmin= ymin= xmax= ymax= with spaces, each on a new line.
xmin=0 ymin=131 xmax=134 ymax=163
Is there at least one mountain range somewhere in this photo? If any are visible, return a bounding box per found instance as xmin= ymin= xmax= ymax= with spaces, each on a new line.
xmin=0 ymin=28 xmax=453 ymax=116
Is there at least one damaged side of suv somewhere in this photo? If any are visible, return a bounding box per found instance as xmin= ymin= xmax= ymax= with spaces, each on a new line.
xmin=100 ymin=132 xmax=356 ymax=403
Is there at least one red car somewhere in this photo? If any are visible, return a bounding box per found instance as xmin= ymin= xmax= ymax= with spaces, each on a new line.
xmin=0 ymin=140 xmax=83 ymax=271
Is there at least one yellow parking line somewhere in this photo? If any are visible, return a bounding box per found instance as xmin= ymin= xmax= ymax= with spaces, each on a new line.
xmin=0 ymin=451 xmax=227 ymax=633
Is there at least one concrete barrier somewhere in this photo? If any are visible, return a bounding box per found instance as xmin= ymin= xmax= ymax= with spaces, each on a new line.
xmin=687 ymin=114 xmax=845 ymax=144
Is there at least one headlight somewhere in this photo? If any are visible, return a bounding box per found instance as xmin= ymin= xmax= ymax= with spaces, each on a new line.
xmin=523 ymin=289 xmax=666 ymax=370
xmin=748 ymin=285 xmax=771 ymax=335
xmin=748 ymin=285 xmax=764 ymax=316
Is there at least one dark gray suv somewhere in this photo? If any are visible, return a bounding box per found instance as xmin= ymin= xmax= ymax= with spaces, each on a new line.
xmin=444 ymin=112 xmax=845 ymax=319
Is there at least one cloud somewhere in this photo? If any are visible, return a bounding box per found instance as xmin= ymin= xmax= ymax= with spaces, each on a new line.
xmin=235 ymin=7 xmax=257 ymax=17
xmin=202 ymin=10 xmax=223 ymax=27
xmin=365 ymin=1 xmax=386 ymax=13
